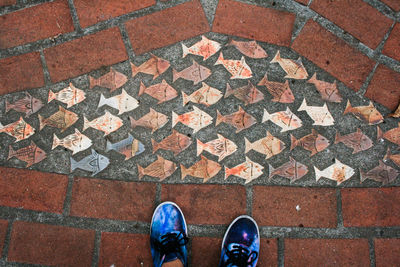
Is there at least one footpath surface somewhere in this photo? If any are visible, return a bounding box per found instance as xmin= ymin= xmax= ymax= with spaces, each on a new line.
xmin=0 ymin=0 xmax=400 ymax=266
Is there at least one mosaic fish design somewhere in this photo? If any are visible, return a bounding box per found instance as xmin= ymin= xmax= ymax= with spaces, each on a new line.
xmin=384 ymin=148 xmax=400 ymax=167
xmin=197 ymin=134 xmax=237 ymax=161
xmin=181 ymin=155 xmax=221 ymax=182
xmin=225 ymin=157 xmax=264 ymax=184
xmin=172 ymin=60 xmax=212 ymax=85
xmin=139 ymin=80 xmax=178 ymax=104
xmin=130 ymin=108 xmax=168 ymax=133
xmin=269 ymin=156 xmax=309 ymax=183
xmin=343 ymin=100 xmax=384 ymax=125
xmin=38 ymin=106 xmax=78 ymax=132
xmin=224 ymin=82 xmax=264 ymax=105
xmin=8 ymin=141 xmax=46 ymax=167
xmin=70 ymin=149 xmax=110 ymax=176
xmin=360 ymin=160 xmax=399 ymax=185
xmin=0 ymin=117 xmax=35 ymax=142
xmin=216 ymin=106 xmax=257 ymax=133
xmin=5 ymin=92 xmax=44 ymax=117
xmin=106 ymin=134 xmax=145 ymax=160
xmin=377 ymin=123 xmax=400 ymax=145
xmin=290 ymin=129 xmax=330 ymax=156
xmin=307 ymin=73 xmax=342 ymax=103
xmin=227 ymin=39 xmax=268 ymax=59
xmin=152 ymin=129 xmax=192 ymax=155
xmin=52 ymin=129 xmax=92 ymax=155
xmin=257 ymin=74 xmax=294 ymax=103
xmin=262 ymin=107 xmax=302 ymax=132
xmin=89 ymin=68 xmax=128 ymax=92
xmin=182 ymin=82 xmax=223 ymax=106
xmin=137 ymin=155 xmax=177 ymax=181
xmin=245 ymin=131 xmax=286 ymax=159
xmin=182 ymin=35 xmax=221 ymax=60
xmin=298 ymin=99 xmax=335 ymax=126
xmin=83 ymin=111 xmax=123 ymax=136
xmin=314 ymin=159 xmax=355 ymax=185
xmin=131 ymin=54 xmax=170 ymax=79
xmin=98 ymin=89 xmax=139 ymax=115
xmin=48 ymin=83 xmax=86 ymax=108
xmin=271 ymin=51 xmax=308 ymax=79
xmin=334 ymin=128 xmax=373 ymax=154
xmin=388 ymin=103 xmax=400 ymax=118
xmin=172 ymin=106 xmax=213 ymax=133
xmin=215 ymin=53 xmax=252 ymax=79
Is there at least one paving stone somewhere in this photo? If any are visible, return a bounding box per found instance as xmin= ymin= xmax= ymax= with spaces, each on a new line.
xmin=74 ymin=0 xmax=156 ymax=28
xmin=70 ymin=177 xmax=156 ymax=221
xmin=0 ymin=0 xmax=74 ymax=49
xmin=0 ymin=167 xmax=68 ymax=213
xmin=191 ymin=237 xmax=221 ymax=266
xmin=382 ymin=23 xmax=400 ymax=62
xmin=341 ymin=187 xmax=400 ymax=227
xmin=0 ymin=0 xmax=15 ymax=7
xmin=310 ymin=0 xmax=393 ymax=49
xmin=44 ymin=27 xmax=128 ymax=83
xmin=374 ymin=238 xmax=400 ymax=267
xmin=0 ymin=52 xmax=44 ymax=94
xmin=212 ymin=0 xmax=295 ymax=46
xmin=0 ymin=220 xmax=8 ymax=257
xmin=161 ymin=184 xmax=246 ymax=225
xmin=125 ymin=0 xmax=209 ymax=55
xmin=8 ymin=221 xmax=95 ymax=266
xmin=285 ymin=238 xmax=370 ymax=266
xmin=258 ymin=238 xmax=278 ymax=267
xmin=253 ymin=186 xmax=337 ymax=227
xmin=365 ymin=64 xmax=400 ymax=111
xmin=99 ymin=232 xmax=152 ymax=267
xmin=292 ymin=20 xmax=375 ymax=91
xmin=381 ymin=0 xmax=400 ymax=11
xmin=295 ymin=0 xmax=309 ymax=5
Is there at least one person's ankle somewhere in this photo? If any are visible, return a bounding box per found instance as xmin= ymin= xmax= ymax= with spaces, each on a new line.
xmin=162 ymin=258 xmax=184 ymax=267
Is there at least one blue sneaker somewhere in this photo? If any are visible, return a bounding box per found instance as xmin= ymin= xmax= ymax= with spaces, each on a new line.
xmin=219 ymin=215 xmax=260 ymax=267
xmin=150 ymin=201 xmax=188 ymax=267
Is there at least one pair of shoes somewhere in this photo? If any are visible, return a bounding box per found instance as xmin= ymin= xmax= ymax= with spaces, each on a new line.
xmin=150 ymin=202 xmax=260 ymax=267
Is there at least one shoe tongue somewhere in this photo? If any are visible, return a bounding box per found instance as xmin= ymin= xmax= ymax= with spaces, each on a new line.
xmin=164 ymin=252 xmax=178 ymax=263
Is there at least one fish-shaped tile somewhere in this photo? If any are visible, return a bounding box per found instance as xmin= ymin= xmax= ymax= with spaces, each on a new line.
xmin=290 ymin=129 xmax=330 ymax=156
xmin=83 ymin=111 xmax=123 ymax=136
xmin=384 ymin=148 xmax=400 ymax=167
xmin=48 ymin=83 xmax=86 ymax=108
xmin=343 ymin=100 xmax=384 ymax=125
xmin=131 ymin=54 xmax=170 ymax=79
xmin=269 ymin=157 xmax=308 ymax=183
xmin=8 ymin=141 xmax=46 ymax=167
xmin=225 ymin=157 xmax=264 ymax=184
xmin=182 ymin=82 xmax=222 ymax=106
xmin=197 ymin=134 xmax=237 ymax=161
xmin=334 ymin=128 xmax=373 ymax=154
xmin=106 ymin=133 xmax=145 ymax=160
xmin=307 ymin=73 xmax=342 ymax=103
xmin=360 ymin=160 xmax=399 ymax=185
xmin=227 ymin=39 xmax=268 ymax=59
xmin=5 ymin=92 xmax=44 ymax=117
xmin=89 ymin=68 xmax=128 ymax=93
xmin=0 ymin=117 xmax=35 ymax=142
xmin=130 ymin=108 xmax=168 ymax=133
xmin=215 ymin=53 xmax=252 ymax=79
xmin=52 ymin=128 xmax=92 ymax=155
xmin=98 ymin=89 xmax=139 ymax=115
xmin=314 ymin=159 xmax=355 ymax=185
xmin=172 ymin=60 xmax=212 ymax=85
xmin=172 ymin=106 xmax=213 ymax=133
xmin=245 ymin=131 xmax=286 ymax=159
xmin=377 ymin=123 xmax=400 ymax=145
xmin=388 ymin=103 xmax=400 ymax=118
xmin=271 ymin=51 xmax=308 ymax=79
xmin=224 ymin=82 xmax=264 ymax=105
xmin=262 ymin=107 xmax=302 ymax=132
xmin=257 ymin=74 xmax=294 ymax=103
xmin=139 ymin=80 xmax=178 ymax=104
xmin=152 ymin=129 xmax=192 ymax=156
xmin=182 ymin=35 xmax=221 ymax=60
xmin=181 ymin=155 xmax=221 ymax=183
xmin=137 ymin=155 xmax=177 ymax=181
xmin=216 ymin=106 xmax=256 ymax=133
xmin=38 ymin=106 xmax=79 ymax=132
xmin=298 ymin=99 xmax=335 ymax=126
xmin=70 ymin=149 xmax=110 ymax=176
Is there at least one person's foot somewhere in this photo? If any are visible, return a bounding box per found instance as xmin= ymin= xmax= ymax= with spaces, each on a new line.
xmin=150 ymin=201 xmax=188 ymax=267
xmin=219 ymin=215 xmax=260 ymax=267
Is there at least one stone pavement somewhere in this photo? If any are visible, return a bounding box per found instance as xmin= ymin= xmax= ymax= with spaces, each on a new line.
xmin=1 ymin=0 xmax=400 ymax=266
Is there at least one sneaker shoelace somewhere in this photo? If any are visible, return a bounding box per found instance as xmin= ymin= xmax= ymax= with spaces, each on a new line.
xmin=225 ymin=244 xmax=258 ymax=267
xmin=155 ymin=231 xmax=188 ymax=260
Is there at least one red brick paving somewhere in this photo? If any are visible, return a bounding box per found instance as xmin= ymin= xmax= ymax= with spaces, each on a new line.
xmin=382 ymin=0 xmax=400 ymax=11
xmin=0 ymin=220 xmax=8 ymax=256
xmin=0 ymin=0 xmax=15 ymax=7
xmin=295 ymin=0 xmax=309 ymax=5
xmin=213 ymin=0 xmax=295 ymax=47
xmin=383 ymin=23 xmax=400 ymax=62
xmin=258 ymin=239 xmax=278 ymax=267
xmin=191 ymin=237 xmax=222 ymax=266
xmin=374 ymin=239 xmax=400 ymax=267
